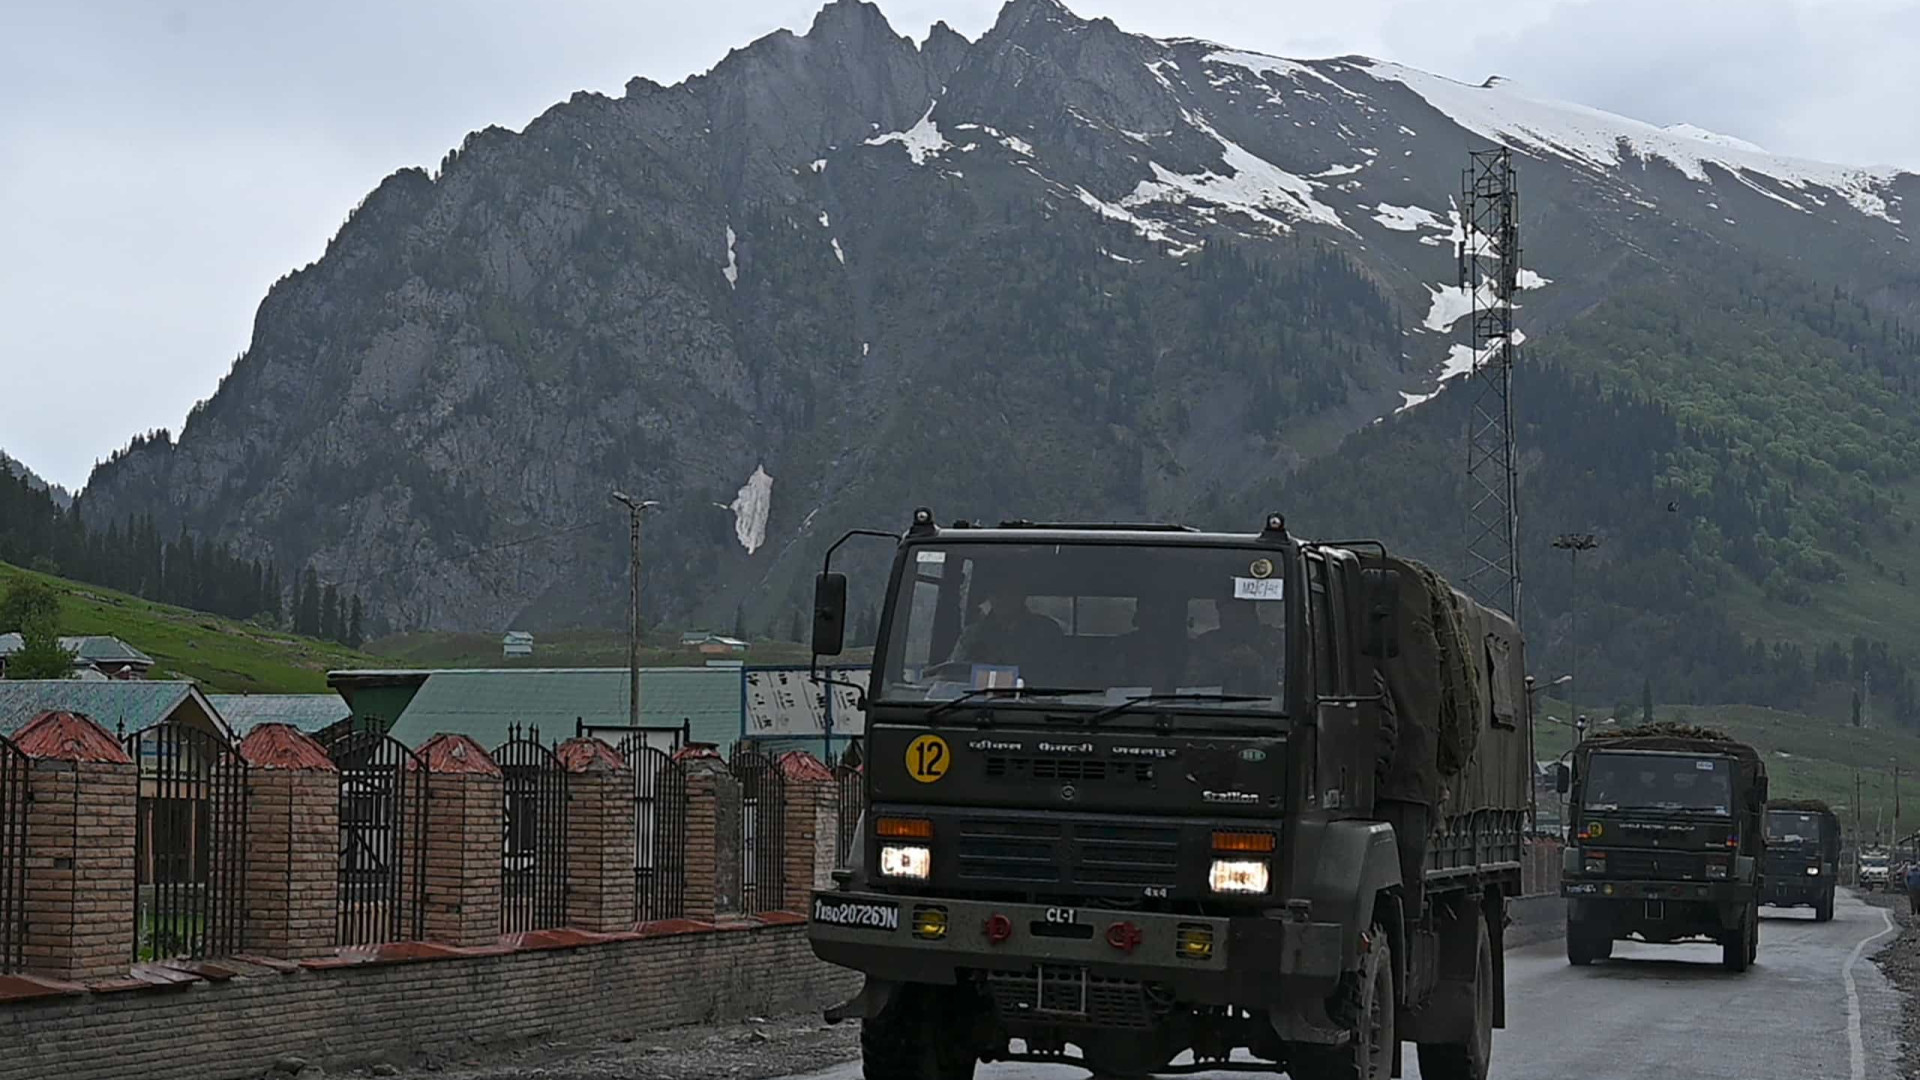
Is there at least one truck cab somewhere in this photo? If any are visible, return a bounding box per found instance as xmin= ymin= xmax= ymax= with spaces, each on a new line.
xmin=1761 ymin=803 xmax=1838 ymax=921
xmin=807 ymin=511 xmax=1528 ymax=1080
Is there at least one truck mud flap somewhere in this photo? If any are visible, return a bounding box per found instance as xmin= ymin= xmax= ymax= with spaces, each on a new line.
xmin=824 ymin=978 xmax=898 ymax=1024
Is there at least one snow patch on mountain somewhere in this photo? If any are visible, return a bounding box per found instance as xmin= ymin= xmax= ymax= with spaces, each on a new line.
xmin=831 ymin=237 xmax=846 ymax=265
xmin=1357 ymin=61 xmax=1903 ymax=223
xmin=1372 ymin=203 xmax=1446 ymax=232
xmin=729 ymin=466 xmax=774 ymax=555
xmin=865 ymin=102 xmax=951 ymax=165
xmin=1119 ymin=111 xmax=1350 ymax=234
xmin=1199 ymin=49 xmax=1360 ymax=100
xmin=722 ymin=226 xmax=739 ymax=288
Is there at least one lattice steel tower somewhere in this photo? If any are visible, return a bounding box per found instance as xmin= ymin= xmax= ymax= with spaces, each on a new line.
xmin=1460 ymin=148 xmax=1522 ymax=623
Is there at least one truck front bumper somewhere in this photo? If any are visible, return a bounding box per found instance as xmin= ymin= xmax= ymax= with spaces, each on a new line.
xmin=1562 ymin=878 xmax=1754 ymax=903
xmin=807 ymin=890 xmax=1347 ymax=1009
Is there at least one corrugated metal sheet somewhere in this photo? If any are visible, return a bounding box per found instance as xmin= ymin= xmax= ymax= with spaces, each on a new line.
xmin=0 ymin=680 xmax=197 ymax=737
xmin=384 ymin=667 xmax=744 ymax=752
xmin=207 ymin=694 xmax=352 ymax=735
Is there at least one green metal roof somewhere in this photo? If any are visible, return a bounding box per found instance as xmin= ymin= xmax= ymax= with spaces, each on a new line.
xmin=384 ymin=667 xmax=745 ymax=752
xmin=0 ymin=680 xmax=215 ymax=739
xmin=207 ymin=694 xmax=352 ymax=736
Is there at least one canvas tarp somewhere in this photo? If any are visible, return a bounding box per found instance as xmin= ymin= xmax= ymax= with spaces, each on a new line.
xmin=1373 ymin=556 xmax=1494 ymax=808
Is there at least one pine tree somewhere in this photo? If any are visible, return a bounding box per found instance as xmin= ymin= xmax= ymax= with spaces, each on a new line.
xmin=1641 ymin=677 xmax=1654 ymax=724
xmin=732 ymin=602 xmax=747 ymax=641
xmin=265 ymin=565 xmax=283 ymax=626
xmin=788 ymin=610 xmax=804 ymax=644
xmin=347 ymin=596 xmax=365 ymax=649
xmin=297 ymin=567 xmax=320 ymax=636
xmin=1852 ymin=687 xmax=1864 ymax=728
xmin=320 ymin=584 xmax=340 ymax=642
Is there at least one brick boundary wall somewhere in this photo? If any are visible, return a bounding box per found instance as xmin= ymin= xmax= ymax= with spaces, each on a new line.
xmin=0 ymin=919 xmax=860 ymax=1080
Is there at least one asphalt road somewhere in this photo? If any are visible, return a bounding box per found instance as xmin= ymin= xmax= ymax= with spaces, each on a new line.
xmin=781 ymin=889 xmax=1902 ymax=1080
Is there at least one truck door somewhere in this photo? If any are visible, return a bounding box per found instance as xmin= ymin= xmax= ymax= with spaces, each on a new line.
xmin=1310 ymin=551 xmax=1371 ymax=813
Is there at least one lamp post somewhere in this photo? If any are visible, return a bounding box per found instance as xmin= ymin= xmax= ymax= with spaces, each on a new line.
xmin=1553 ymin=533 xmax=1600 ymax=744
xmin=611 ymin=492 xmax=661 ymax=731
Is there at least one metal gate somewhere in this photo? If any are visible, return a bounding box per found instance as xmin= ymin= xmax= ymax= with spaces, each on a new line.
xmin=621 ymin=738 xmax=688 ymax=922
xmin=496 ymin=727 xmax=568 ymax=933
xmin=729 ymin=746 xmax=787 ymax=914
xmin=328 ymin=729 xmax=428 ymax=946
xmin=0 ymin=735 xmax=26 ymax=974
xmin=125 ymin=721 xmax=249 ymax=961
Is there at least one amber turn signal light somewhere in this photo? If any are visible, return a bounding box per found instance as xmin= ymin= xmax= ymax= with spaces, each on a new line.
xmin=876 ymin=817 xmax=934 ymax=839
xmin=1212 ymin=831 xmax=1276 ymax=853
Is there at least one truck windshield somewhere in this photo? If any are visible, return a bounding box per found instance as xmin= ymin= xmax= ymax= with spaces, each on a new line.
xmin=1582 ymin=751 xmax=1734 ymax=815
xmin=876 ymin=540 xmax=1287 ymax=716
xmin=1767 ymin=811 xmax=1822 ymax=844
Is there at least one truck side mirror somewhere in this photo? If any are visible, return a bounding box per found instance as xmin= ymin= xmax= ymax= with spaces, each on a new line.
xmin=1554 ymin=762 xmax=1571 ymax=795
xmin=1754 ymin=776 xmax=1769 ymax=804
xmin=813 ymin=572 xmax=849 ymax=657
xmin=1360 ymin=568 xmax=1401 ymax=659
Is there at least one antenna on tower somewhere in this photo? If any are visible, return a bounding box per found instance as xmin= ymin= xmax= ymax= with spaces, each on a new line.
xmin=1460 ymin=147 xmax=1523 ymax=624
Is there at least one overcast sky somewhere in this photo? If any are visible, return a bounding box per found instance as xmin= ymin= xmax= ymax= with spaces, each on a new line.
xmin=4 ymin=0 xmax=1917 ymax=492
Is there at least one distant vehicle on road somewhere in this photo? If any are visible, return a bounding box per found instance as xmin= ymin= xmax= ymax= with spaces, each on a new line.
xmin=1761 ymin=800 xmax=1838 ymax=921
xmin=1559 ymin=724 xmax=1768 ymax=971
xmin=1860 ymin=850 xmax=1891 ymax=890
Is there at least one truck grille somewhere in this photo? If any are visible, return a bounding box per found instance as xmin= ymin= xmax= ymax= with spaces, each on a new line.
xmin=985 ymin=965 xmax=1154 ymax=1028
xmin=1599 ymin=848 xmax=1707 ymax=880
xmin=984 ymin=755 xmax=1156 ymax=785
xmin=954 ymin=818 xmax=1181 ymax=891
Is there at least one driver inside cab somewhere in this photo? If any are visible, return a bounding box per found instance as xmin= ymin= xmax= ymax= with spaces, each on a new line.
xmin=950 ymin=575 xmax=1063 ymax=677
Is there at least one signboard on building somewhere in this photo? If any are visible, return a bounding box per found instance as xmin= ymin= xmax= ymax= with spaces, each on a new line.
xmin=744 ymin=666 xmax=867 ymax=737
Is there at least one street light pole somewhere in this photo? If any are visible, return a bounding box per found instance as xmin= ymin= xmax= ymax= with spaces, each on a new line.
xmin=611 ymin=492 xmax=661 ymax=731
xmin=1553 ymin=533 xmax=1600 ymax=744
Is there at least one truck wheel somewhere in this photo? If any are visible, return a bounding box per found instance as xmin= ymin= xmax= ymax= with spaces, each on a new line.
xmin=1566 ymin=919 xmax=1601 ymax=966
xmin=1290 ymin=931 xmax=1394 ymax=1080
xmin=1815 ymin=889 xmax=1835 ymax=923
xmin=1416 ymin=909 xmax=1494 ymax=1080
xmin=860 ymin=984 xmax=977 ymax=1080
xmin=1720 ymin=909 xmax=1753 ymax=973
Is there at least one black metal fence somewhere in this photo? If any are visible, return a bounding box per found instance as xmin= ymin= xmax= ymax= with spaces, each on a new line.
xmin=496 ymin=727 xmax=569 ymax=933
xmin=124 ymin=721 xmax=249 ymax=961
xmin=328 ymin=729 xmax=428 ymax=946
xmin=621 ymin=738 xmax=688 ymax=922
xmin=832 ymin=757 xmax=865 ymax=870
xmin=0 ymin=735 xmax=27 ymax=974
xmin=729 ymin=746 xmax=787 ymax=914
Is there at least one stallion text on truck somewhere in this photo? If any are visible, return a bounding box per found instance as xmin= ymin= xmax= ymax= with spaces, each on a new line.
xmin=1761 ymin=799 xmax=1838 ymax=921
xmin=1557 ymin=725 xmax=1768 ymax=970
xmin=806 ymin=510 xmax=1533 ymax=1080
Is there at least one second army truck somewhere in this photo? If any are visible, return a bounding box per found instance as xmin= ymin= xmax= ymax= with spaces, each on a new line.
xmin=1557 ymin=725 xmax=1768 ymax=970
xmin=808 ymin=511 xmax=1532 ymax=1080
xmin=1761 ymin=800 xmax=1838 ymax=921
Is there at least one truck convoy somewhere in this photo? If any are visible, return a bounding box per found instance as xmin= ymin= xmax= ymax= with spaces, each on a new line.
xmin=1761 ymin=799 xmax=1838 ymax=921
xmin=807 ymin=511 xmax=1532 ymax=1080
xmin=1557 ymin=725 xmax=1768 ymax=970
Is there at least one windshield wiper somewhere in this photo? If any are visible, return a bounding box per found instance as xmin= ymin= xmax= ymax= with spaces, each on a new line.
xmin=924 ymin=686 xmax=1103 ymax=720
xmin=1084 ymin=692 xmax=1269 ymax=725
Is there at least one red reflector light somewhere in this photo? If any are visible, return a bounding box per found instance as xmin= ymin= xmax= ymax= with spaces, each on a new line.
xmin=984 ymin=914 xmax=1013 ymax=944
xmin=1106 ymin=922 xmax=1143 ymax=954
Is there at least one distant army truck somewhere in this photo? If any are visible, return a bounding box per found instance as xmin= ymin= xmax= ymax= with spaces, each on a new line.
xmin=1558 ymin=726 xmax=1768 ymax=971
xmin=1761 ymin=800 xmax=1838 ymax=921
xmin=807 ymin=511 xmax=1533 ymax=1080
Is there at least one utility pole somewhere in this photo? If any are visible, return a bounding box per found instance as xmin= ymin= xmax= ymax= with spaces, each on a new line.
xmin=1553 ymin=533 xmax=1599 ymax=741
xmin=611 ymin=491 xmax=661 ymax=731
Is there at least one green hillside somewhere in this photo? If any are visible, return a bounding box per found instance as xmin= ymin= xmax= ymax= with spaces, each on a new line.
xmin=0 ymin=561 xmax=377 ymax=693
xmin=1536 ymin=699 xmax=1920 ymax=842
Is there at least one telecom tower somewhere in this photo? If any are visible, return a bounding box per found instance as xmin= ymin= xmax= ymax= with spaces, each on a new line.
xmin=1460 ymin=148 xmax=1522 ymax=623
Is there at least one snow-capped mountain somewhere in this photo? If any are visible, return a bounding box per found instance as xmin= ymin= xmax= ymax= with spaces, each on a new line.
xmin=78 ymin=0 xmax=1920 ymax=645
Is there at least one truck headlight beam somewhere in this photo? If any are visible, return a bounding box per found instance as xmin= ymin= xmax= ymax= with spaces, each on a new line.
xmin=879 ymin=845 xmax=931 ymax=880
xmin=1209 ymin=858 xmax=1270 ymax=895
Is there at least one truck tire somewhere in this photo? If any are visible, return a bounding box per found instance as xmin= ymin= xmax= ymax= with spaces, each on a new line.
xmin=860 ymin=985 xmax=977 ymax=1080
xmin=1720 ymin=907 xmax=1753 ymax=973
xmin=1290 ymin=931 xmax=1394 ymax=1080
xmin=1566 ymin=919 xmax=1607 ymax=966
xmin=1815 ymin=889 xmax=1835 ymax=923
xmin=1416 ymin=908 xmax=1494 ymax=1080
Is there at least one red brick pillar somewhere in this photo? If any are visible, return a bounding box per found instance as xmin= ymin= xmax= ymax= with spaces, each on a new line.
xmin=557 ymin=737 xmax=633 ymax=933
xmin=13 ymin=711 xmax=136 ymax=982
xmin=778 ymin=752 xmax=835 ymax=913
xmin=418 ymin=735 xmax=502 ymax=947
xmin=238 ymin=724 xmax=340 ymax=959
xmin=676 ymin=747 xmax=726 ymax=923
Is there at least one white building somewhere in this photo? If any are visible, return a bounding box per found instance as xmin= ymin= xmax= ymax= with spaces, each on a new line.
xmin=501 ymin=630 xmax=535 ymax=659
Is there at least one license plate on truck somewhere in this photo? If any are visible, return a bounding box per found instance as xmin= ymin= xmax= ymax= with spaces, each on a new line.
xmin=813 ymin=896 xmax=901 ymax=931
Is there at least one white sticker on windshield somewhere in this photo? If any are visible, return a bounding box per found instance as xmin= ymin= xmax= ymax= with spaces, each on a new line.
xmin=1234 ymin=576 xmax=1285 ymax=601
xmin=916 ymin=550 xmax=946 ymax=564
xmin=1696 ymin=760 xmax=1716 ymax=770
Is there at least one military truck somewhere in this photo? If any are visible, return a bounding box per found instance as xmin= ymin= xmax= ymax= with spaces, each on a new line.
xmin=1557 ymin=725 xmax=1767 ymax=970
xmin=1761 ymin=799 xmax=1838 ymax=921
xmin=806 ymin=511 xmax=1533 ymax=1080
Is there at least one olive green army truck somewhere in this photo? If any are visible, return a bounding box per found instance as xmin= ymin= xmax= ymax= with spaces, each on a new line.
xmin=1761 ymin=800 xmax=1838 ymax=921
xmin=1557 ymin=726 xmax=1768 ymax=970
xmin=806 ymin=511 xmax=1533 ymax=1080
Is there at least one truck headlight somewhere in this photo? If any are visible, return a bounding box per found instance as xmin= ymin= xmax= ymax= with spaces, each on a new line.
xmin=1706 ymin=861 xmax=1729 ymax=880
xmin=1807 ymin=866 xmax=1821 ymax=876
xmin=1209 ymin=859 xmax=1270 ymax=894
xmin=879 ymin=845 xmax=931 ymax=880
xmin=1584 ymin=858 xmax=1606 ymax=875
